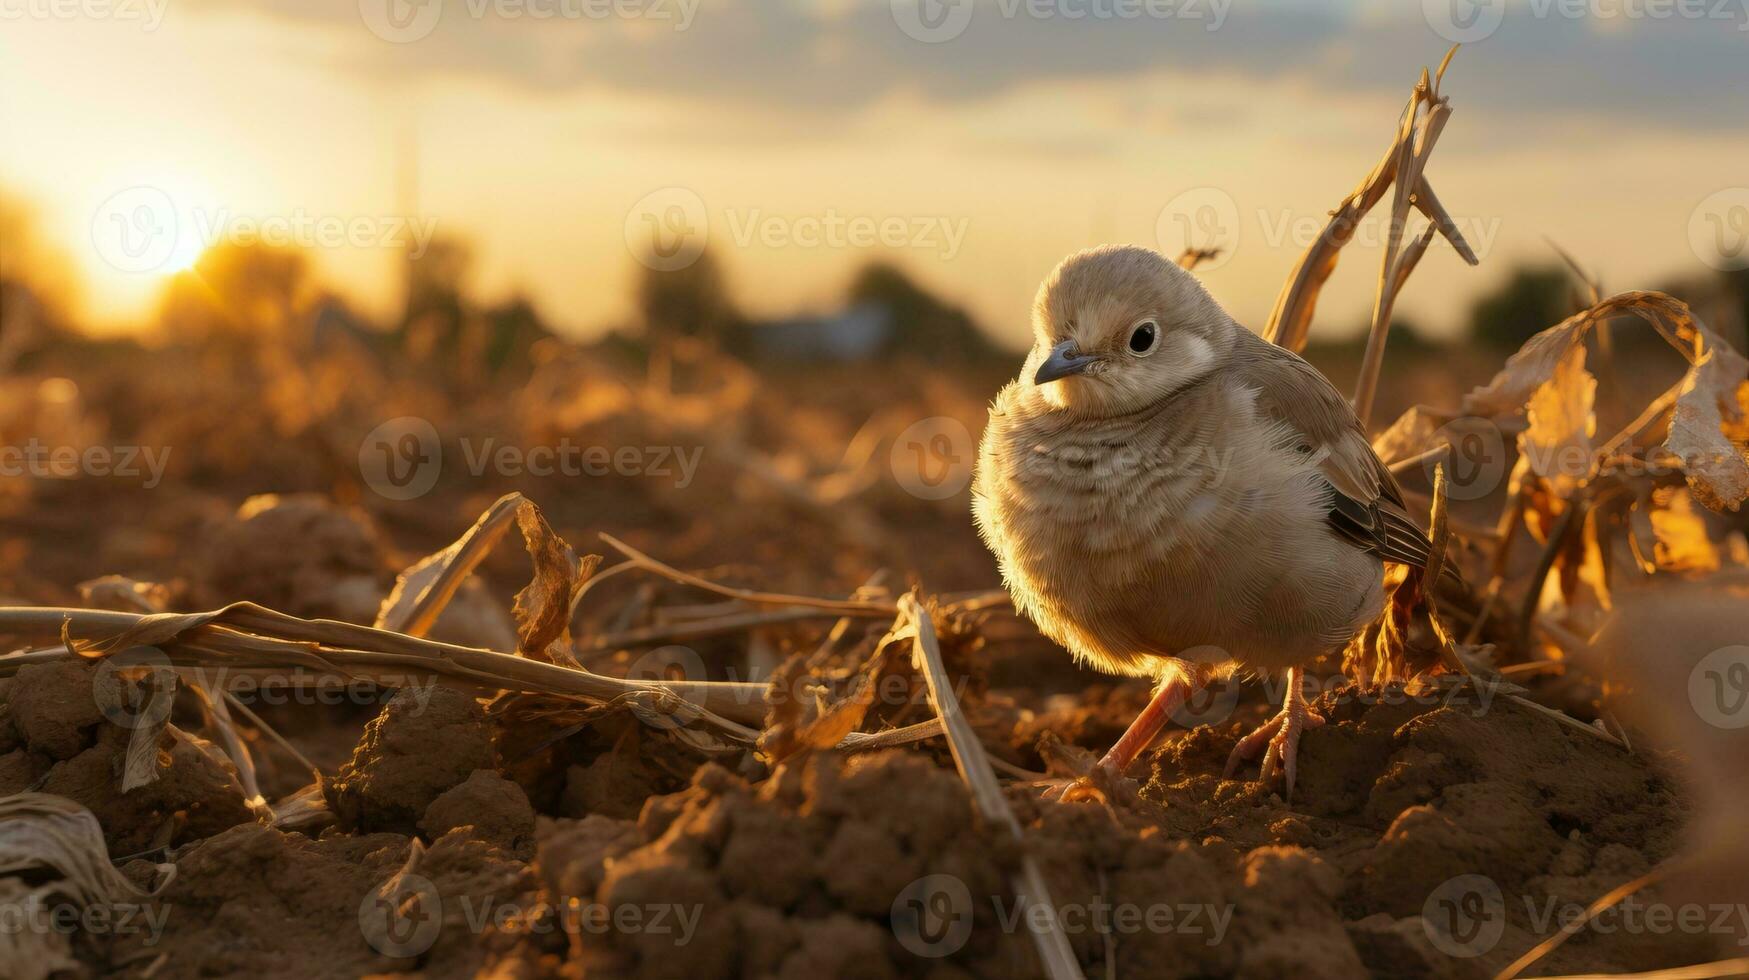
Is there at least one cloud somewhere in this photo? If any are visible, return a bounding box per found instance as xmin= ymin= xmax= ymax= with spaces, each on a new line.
xmin=196 ymin=0 xmax=1749 ymax=132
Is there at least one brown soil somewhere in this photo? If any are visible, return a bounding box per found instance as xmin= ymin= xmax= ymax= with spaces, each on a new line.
xmin=6 ymin=647 xmax=1724 ymax=979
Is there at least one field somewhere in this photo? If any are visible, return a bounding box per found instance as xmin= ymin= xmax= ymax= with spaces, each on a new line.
xmin=3 ymin=50 xmax=1749 ymax=980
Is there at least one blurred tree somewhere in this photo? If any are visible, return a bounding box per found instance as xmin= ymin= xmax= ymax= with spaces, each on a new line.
xmin=157 ymin=242 xmax=314 ymax=345
xmin=0 ymin=192 xmax=74 ymax=367
xmin=398 ymin=236 xmax=472 ymax=361
xmin=1465 ymin=265 xmax=1580 ymax=351
xmin=397 ymin=236 xmax=552 ymax=383
xmin=847 ymin=261 xmax=1000 ymax=362
xmin=636 ymin=248 xmax=743 ymax=345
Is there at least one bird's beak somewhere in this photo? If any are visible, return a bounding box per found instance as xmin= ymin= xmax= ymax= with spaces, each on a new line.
xmin=1034 ymin=340 xmax=1099 ymax=385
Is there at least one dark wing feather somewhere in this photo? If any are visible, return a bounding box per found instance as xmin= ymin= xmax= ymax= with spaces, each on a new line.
xmin=1233 ymin=332 xmax=1449 ymax=577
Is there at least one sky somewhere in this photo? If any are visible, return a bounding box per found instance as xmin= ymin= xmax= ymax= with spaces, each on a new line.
xmin=2 ymin=0 xmax=1746 ymax=347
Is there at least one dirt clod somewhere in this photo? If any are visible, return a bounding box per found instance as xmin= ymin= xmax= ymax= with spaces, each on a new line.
xmin=326 ymin=686 xmax=496 ymax=834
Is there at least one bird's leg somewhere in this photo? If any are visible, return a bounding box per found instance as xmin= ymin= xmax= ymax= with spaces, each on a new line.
xmin=1223 ymin=666 xmax=1325 ymax=800
xmin=1096 ymin=674 xmax=1194 ymax=774
xmin=1047 ymin=670 xmax=1197 ymax=803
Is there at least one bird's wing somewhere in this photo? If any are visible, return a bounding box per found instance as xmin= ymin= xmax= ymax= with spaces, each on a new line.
xmin=1231 ymin=335 xmax=1438 ymax=571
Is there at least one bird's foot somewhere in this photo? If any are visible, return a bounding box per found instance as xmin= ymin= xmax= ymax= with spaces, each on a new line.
xmin=1038 ymin=761 xmax=1134 ymax=805
xmin=1223 ymin=703 xmax=1325 ymax=801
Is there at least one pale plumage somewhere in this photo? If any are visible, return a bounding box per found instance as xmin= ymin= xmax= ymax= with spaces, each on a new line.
xmin=973 ymin=244 xmax=1435 ymax=796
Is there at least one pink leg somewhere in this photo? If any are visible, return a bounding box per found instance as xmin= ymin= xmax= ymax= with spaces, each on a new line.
xmin=1223 ymin=666 xmax=1325 ymax=800
xmin=1046 ymin=669 xmax=1201 ymax=803
xmin=1096 ymin=672 xmax=1196 ymax=775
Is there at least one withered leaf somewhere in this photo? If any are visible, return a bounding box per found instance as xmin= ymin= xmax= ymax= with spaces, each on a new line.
xmin=1520 ymin=342 xmax=1597 ymax=498
xmin=511 ymin=498 xmax=600 ymax=667
xmin=375 ymin=493 xmax=522 ymax=637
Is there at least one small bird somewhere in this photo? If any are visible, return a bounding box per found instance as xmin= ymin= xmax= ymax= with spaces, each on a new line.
xmin=973 ymin=245 xmax=1440 ymax=798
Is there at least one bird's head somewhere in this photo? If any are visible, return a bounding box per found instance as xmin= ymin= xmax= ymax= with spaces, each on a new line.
xmin=1024 ymin=245 xmax=1236 ymax=417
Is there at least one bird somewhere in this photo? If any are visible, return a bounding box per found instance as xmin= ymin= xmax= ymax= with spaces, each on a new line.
xmin=972 ymin=244 xmax=1442 ymax=799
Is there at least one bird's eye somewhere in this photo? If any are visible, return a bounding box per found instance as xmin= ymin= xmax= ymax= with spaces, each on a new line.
xmin=1127 ymin=321 xmax=1159 ymax=356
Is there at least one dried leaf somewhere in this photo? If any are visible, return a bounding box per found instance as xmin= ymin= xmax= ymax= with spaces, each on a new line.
xmin=1665 ymin=347 xmax=1749 ymax=512
xmin=376 ymin=493 xmax=522 ymax=637
xmin=77 ymin=576 xmax=169 ymax=614
xmin=511 ymin=499 xmax=600 ymax=667
xmin=1462 ymin=307 xmax=1591 ymax=418
xmin=120 ymin=667 xmax=177 ymax=793
xmin=1371 ymin=405 xmax=1450 ymax=466
xmin=0 ymin=879 xmax=80 ymax=980
xmin=1519 ymin=343 xmax=1597 ymax=497
xmin=1649 ymin=486 xmax=1722 ymax=574
xmin=0 ymin=793 xmax=170 ymax=901
xmin=0 ymin=793 xmax=173 ymax=976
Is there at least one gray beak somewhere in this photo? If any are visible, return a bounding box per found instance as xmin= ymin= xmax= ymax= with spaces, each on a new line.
xmin=1034 ymin=340 xmax=1099 ymax=385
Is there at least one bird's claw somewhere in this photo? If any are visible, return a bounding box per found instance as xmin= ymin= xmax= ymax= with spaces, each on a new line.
xmin=1039 ymin=761 xmax=1133 ymax=805
xmin=1225 ymin=706 xmax=1324 ymax=801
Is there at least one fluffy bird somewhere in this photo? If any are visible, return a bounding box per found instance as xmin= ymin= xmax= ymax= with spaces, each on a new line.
xmin=973 ymin=245 xmax=1440 ymax=797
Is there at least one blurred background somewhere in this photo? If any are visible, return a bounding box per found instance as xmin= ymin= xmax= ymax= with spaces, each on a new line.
xmin=0 ymin=0 xmax=1745 ymax=619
